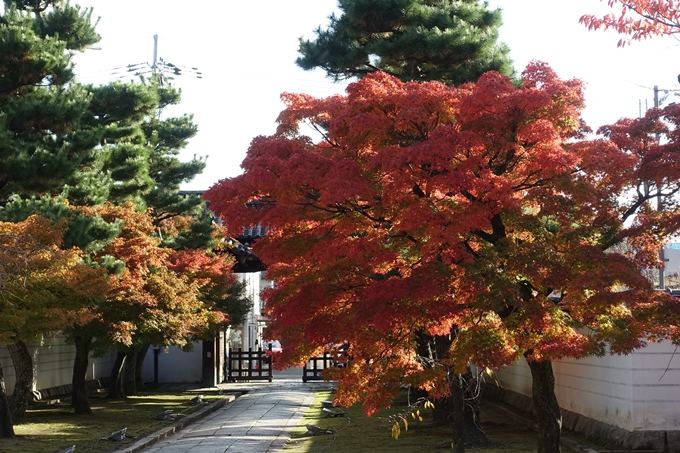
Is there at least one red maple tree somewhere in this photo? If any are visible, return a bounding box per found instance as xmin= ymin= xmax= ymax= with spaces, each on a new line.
xmin=205 ymin=65 xmax=680 ymax=452
xmin=580 ymin=0 xmax=680 ymax=45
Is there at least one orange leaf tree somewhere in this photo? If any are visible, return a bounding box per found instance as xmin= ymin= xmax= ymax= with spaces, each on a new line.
xmin=0 ymin=215 xmax=109 ymax=433
xmin=205 ymin=64 xmax=680 ymax=452
xmin=580 ymin=0 xmax=680 ymax=45
xmin=78 ymin=202 xmax=223 ymax=400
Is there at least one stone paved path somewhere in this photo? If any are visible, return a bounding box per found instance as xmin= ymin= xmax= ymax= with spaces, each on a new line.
xmin=138 ymin=369 xmax=334 ymax=453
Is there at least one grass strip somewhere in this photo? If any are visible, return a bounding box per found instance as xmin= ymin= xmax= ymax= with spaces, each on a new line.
xmin=0 ymin=392 xmax=222 ymax=453
xmin=283 ymin=389 xmax=607 ymax=453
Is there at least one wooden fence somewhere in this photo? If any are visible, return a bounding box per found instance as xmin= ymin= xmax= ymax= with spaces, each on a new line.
xmin=302 ymin=353 xmax=340 ymax=383
xmin=226 ymin=347 xmax=273 ymax=382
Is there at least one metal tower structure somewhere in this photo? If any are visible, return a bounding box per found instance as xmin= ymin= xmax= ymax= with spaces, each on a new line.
xmin=110 ymin=34 xmax=202 ymax=86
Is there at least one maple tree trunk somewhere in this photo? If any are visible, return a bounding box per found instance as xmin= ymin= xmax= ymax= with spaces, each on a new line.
xmin=430 ymin=368 xmax=489 ymax=450
xmin=106 ymin=351 xmax=126 ymax=399
xmin=122 ymin=350 xmax=137 ymax=396
xmin=7 ymin=341 xmax=33 ymax=423
xmin=135 ymin=345 xmax=149 ymax=391
xmin=416 ymin=330 xmax=489 ymax=450
xmin=0 ymin=362 xmax=15 ymax=438
xmin=71 ymin=336 xmax=93 ymax=415
xmin=528 ymin=360 xmax=562 ymax=453
xmin=450 ymin=373 xmax=465 ymax=453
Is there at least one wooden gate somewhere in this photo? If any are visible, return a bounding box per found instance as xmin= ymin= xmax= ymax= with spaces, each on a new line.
xmin=227 ymin=347 xmax=273 ymax=382
xmin=302 ymin=353 xmax=338 ymax=382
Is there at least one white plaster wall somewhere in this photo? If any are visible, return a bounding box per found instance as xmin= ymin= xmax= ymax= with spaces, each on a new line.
xmin=552 ymin=354 xmax=634 ymax=430
xmin=494 ymin=357 xmax=533 ymax=397
xmin=495 ymin=343 xmax=680 ymax=432
xmin=141 ymin=344 xmax=202 ymax=384
xmin=631 ymin=341 xmax=680 ymax=430
xmin=0 ymin=336 xmax=115 ymax=394
xmin=0 ymin=346 xmax=13 ymax=392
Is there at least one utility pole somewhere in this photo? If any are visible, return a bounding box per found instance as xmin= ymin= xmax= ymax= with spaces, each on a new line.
xmin=654 ymin=86 xmax=666 ymax=289
xmin=153 ymin=34 xmax=159 ymax=69
xmin=121 ymin=34 xmax=202 ymax=86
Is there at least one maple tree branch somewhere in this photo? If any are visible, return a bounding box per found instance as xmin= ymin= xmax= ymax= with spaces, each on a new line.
xmin=512 ymin=171 xmax=551 ymax=191
xmin=369 ymin=268 xmax=402 ymax=281
xmin=343 ymin=199 xmax=391 ymax=226
xmin=308 ymin=121 xmax=340 ymax=148
xmin=462 ymin=240 xmax=480 ymax=259
xmin=388 ymin=230 xmax=419 ymax=244
xmin=412 ymin=183 xmax=426 ymax=198
xmin=659 ymin=185 xmax=680 ymax=199
xmin=491 ymin=148 xmax=516 ymax=176
xmin=460 ymin=189 xmax=477 ymax=203
xmin=621 ymin=192 xmax=653 ymax=222
xmin=619 ymin=1 xmax=680 ymax=28
xmin=472 ymin=213 xmax=507 ymax=245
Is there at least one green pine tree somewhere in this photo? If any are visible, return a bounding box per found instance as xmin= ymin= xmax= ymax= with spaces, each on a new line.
xmin=297 ymin=0 xmax=515 ymax=85
xmin=0 ymin=2 xmax=101 ymax=202
xmin=0 ymin=1 xmax=244 ymax=422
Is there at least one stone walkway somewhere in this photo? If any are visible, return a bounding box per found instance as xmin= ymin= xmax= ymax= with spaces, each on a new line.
xmin=127 ymin=369 xmax=334 ymax=453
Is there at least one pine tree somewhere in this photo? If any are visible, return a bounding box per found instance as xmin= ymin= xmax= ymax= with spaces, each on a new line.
xmin=0 ymin=1 xmax=105 ymax=433
xmin=0 ymin=1 xmax=243 ymax=421
xmin=0 ymin=2 xmax=101 ymax=202
xmin=297 ymin=0 xmax=515 ymax=85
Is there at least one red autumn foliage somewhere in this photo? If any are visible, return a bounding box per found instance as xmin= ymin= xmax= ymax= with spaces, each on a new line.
xmin=205 ymin=64 xmax=680 ymax=416
xmin=167 ymin=248 xmax=239 ymax=326
xmin=81 ymin=202 xmax=220 ymax=349
xmin=580 ymin=0 xmax=680 ymax=45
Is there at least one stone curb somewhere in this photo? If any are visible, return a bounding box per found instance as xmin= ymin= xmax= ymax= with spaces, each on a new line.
xmin=485 ymin=400 xmax=599 ymax=453
xmin=111 ymin=392 xmax=244 ymax=453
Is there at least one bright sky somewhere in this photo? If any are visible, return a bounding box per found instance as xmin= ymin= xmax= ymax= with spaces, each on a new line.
xmin=73 ymin=0 xmax=680 ymax=191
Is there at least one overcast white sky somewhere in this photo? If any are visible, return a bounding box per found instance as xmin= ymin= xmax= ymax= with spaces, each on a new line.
xmin=73 ymin=0 xmax=680 ymax=191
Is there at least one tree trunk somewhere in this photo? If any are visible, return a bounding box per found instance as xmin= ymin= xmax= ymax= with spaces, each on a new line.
xmin=450 ymin=372 xmax=465 ymax=453
xmin=106 ymin=352 xmax=126 ymax=399
xmin=122 ymin=350 xmax=137 ymax=396
xmin=135 ymin=345 xmax=149 ymax=391
xmin=71 ymin=336 xmax=93 ymax=415
xmin=528 ymin=359 xmax=562 ymax=453
xmin=415 ymin=330 xmax=493 ymax=449
xmin=0 ymin=362 xmax=15 ymax=438
xmin=6 ymin=341 xmax=33 ymax=424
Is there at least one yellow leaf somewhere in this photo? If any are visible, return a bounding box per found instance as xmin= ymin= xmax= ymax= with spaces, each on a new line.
xmin=485 ymin=367 xmax=493 ymax=376
xmin=411 ymin=412 xmax=416 ymax=419
xmin=403 ymin=418 xmax=408 ymax=431
xmin=451 ymin=442 xmax=455 ymax=449
xmin=391 ymin=422 xmax=400 ymax=440
xmin=418 ymin=416 xmax=423 ymax=422
xmin=416 ymin=409 xmax=420 ymax=417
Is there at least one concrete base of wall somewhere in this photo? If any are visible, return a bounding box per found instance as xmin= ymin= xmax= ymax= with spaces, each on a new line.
xmin=483 ymin=385 xmax=680 ymax=451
